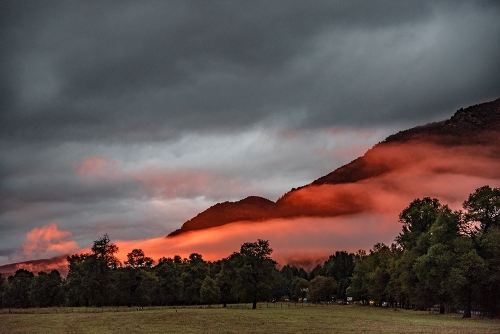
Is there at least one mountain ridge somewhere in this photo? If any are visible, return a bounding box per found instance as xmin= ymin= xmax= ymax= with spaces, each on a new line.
xmin=167 ymin=98 xmax=500 ymax=237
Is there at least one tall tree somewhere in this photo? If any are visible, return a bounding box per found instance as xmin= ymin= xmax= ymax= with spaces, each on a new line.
xmin=396 ymin=197 xmax=441 ymax=251
xmin=3 ymin=269 xmax=34 ymax=308
xmin=66 ymin=253 xmax=91 ymax=306
xmin=66 ymin=234 xmax=120 ymax=307
xmin=413 ymin=207 xmax=460 ymax=313
xmin=232 ymin=239 xmax=278 ymax=309
xmin=392 ymin=198 xmax=442 ymax=309
xmin=274 ymin=265 xmax=295 ymax=301
xmin=459 ymin=186 xmax=500 ymax=317
xmin=323 ymin=251 xmax=355 ymax=301
xmin=181 ymin=253 xmax=208 ymax=305
xmin=91 ymin=233 xmax=120 ymax=268
xmin=0 ymin=274 xmax=6 ymax=307
xmin=154 ymin=257 xmax=183 ymax=305
xmin=216 ymin=255 xmax=238 ymax=307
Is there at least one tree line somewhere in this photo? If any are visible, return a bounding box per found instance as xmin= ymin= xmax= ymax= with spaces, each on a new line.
xmin=348 ymin=185 xmax=500 ymax=318
xmin=0 ymin=186 xmax=498 ymax=317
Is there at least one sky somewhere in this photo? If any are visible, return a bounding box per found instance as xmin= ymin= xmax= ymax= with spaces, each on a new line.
xmin=1 ymin=0 xmax=500 ymax=268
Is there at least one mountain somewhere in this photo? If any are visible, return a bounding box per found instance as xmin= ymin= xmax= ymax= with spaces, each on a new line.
xmin=0 ymin=255 xmax=69 ymax=277
xmin=309 ymin=98 xmax=500 ymax=187
xmin=168 ymin=196 xmax=275 ymax=237
xmin=168 ymin=98 xmax=500 ymax=237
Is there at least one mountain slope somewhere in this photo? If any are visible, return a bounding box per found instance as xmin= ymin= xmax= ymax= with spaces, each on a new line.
xmin=311 ymin=98 xmax=500 ymax=187
xmin=0 ymin=255 xmax=69 ymax=277
xmin=168 ymin=196 xmax=275 ymax=236
xmin=168 ymin=98 xmax=500 ymax=237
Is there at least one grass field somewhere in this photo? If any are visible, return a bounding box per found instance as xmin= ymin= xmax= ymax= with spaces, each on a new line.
xmin=1 ymin=304 xmax=499 ymax=333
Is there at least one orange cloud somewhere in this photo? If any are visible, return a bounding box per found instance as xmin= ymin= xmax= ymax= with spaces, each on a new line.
xmin=21 ymin=222 xmax=79 ymax=258
xmin=74 ymin=156 xmax=120 ymax=178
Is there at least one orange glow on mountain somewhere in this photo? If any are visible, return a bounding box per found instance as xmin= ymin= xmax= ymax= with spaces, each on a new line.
xmin=113 ymin=213 xmax=398 ymax=268
xmin=169 ymin=136 xmax=500 ymax=237
xmin=283 ymin=141 xmax=500 ymax=216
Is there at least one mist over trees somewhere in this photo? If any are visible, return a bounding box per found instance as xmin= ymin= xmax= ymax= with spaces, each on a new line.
xmin=0 ymin=186 xmax=499 ymax=317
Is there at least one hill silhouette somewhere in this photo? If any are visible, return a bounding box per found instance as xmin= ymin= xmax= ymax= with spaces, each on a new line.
xmin=168 ymin=196 xmax=275 ymax=237
xmin=168 ymin=98 xmax=500 ymax=237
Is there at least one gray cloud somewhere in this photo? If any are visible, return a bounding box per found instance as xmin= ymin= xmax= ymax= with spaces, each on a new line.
xmin=2 ymin=0 xmax=498 ymax=144
xmin=1 ymin=0 xmax=499 ymax=264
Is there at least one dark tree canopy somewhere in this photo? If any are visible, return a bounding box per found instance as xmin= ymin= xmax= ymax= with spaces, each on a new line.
xmin=200 ymin=276 xmax=221 ymax=305
xmin=396 ymin=197 xmax=442 ymax=250
xmin=3 ymin=269 xmax=34 ymax=308
xmin=125 ymin=249 xmax=154 ymax=268
xmin=91 ymin=233 xmax=120 ymax=268
xmin=30 ymin=270 xmax=65 ymax=307
xmin=463 ymin=185 xmax=500 ymax=237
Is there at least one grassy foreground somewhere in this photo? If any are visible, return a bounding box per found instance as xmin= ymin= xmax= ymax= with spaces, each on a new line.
xmin=1 ymin=304 xmax=499 ymax=334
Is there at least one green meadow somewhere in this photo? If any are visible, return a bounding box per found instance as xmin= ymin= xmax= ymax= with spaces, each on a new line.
xmin=1 ymin=304 xmax=498 ymax=334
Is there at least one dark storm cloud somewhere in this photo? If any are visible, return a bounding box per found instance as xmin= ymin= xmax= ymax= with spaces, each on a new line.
xmin=2 ymin=0 xmax=498 ymax=144
xmin=1 ymin=0 xmax=500 ymax=265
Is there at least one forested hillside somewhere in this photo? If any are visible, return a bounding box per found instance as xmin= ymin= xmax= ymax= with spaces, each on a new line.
xmin=1 ymin=186 xmax=499 ymax=318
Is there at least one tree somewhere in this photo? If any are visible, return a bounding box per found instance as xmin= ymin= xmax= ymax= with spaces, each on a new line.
xmin=391 ymin=198 xmax=444 ymax=309
xmin=459 ymin=186 xmax=500 ymax=317
xmin=323 ymin=251 xmax=355 ymax=301
xmin=462 ymin=185 xmax=500 ymax=237
xmin=447 ymin=237 xmax=487 ymax=318
xmin=181 ymin=253 xmax=208 ymax=305
xmin=200 ymin=276 xmax=221 ymax=305
xmin=0 ymin=274 xmax=6 ymax=307
xmin=307 ymin=276 xmax=337 ymax=303
xmin=91 ymin=233 xmax=120 ymax=268
xmin=274 ymin=265 xmax=295 ymax=301
xmin=216 ymin=255 xmax=239 ymax=307
xmin=475 ymin=227 xmax=500 ymax=316
xmin=124 ymin=249 xmax=154 ymax=268
xmin=66 ymin=234 xmax=120 ymax=307
xmin=396 ymin=198 xmax=441 ymax=251
xmin=115 ymin=266 xmax=157 ymax=307
xmin=309 ymin=264 xmax=324 ymax=280
xmin=413 ymin=207 xmax=460 ymax=313
xmin=154 ymin=257 xmax=183 ymax=305
xmin=3 ymin=269 xmax=34 ymax=308
xmin=292 ymin=266 xmax=309 ymax=280
xmin=292 ymin=278 xmax=309 ymax=301
xmin=66 ymin=253 xmax=87 ymax=306
xmin=30 ymin=270 xmax=65 ymax=307
xmin=232 ymin=239 xmax=278 ymax=309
